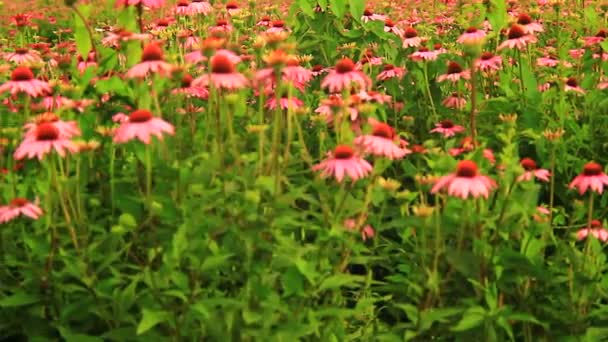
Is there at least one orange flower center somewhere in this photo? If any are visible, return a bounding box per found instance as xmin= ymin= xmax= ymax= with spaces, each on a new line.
xmin=372 ymin=123 xmax=394 ymax=139
xmin=177 ymin=0 xmax=189 ymax=6
xmin=508 ymin=24 xmax=525 ymax=39
xmin=384 ymin=19 xmax=395 ymax=27
xmin=335 ymin=58 xmax=355 ymax=74
xmin=272 ymin=20 xmax=285 ymax=28
xmin=591 ymin=219 xmax=602 ymax=228
xmin=141 ymin=43 xmax=163 ymax=62
xmin=517 ymin=13 xmax=532 ymax=25
xmin=363 ymin=9 xmax=373 ymax=16
xmin=334 ymin=145 xmax=354 ymax=159
xmin=480 ymin=51 xmax=494 ymax=60
xmin=129 ymin=109 xmax=153 ymax=123
xmin=181 ymin=74 xmax=193 ymax=87
xmin=10 ymin=198 xmax=28 ymax=207
xmin=520 ymin=158 xmax=537 ymax=170
xmin=211 ymin=54 xmax=236 ymax=74
xmin=456 ymin=160 xmax=478 ymax=178
xmin=566 ymin=77 xmax=578 ymax=87
xmin=583 ymin=162 xmax=602 ymax=176
xmin=404 ymin=27 xmax=417 ymax=38
xmin=226 ymin=2 xmax=238 ymax=9
xmin=465 ymin=27 xmax=478 ymax=33
xmin=446 ymin=61 xmax=462 ymax=74
xmin=440 ymin=119 xmax=454 ymax=128
xmin=11 ymin=66 xmax=34 ymax=81
xmin=35 ymin=122 xmax=59 ymax=141
xmin=383 ymin=64 xmax=394 ymax=71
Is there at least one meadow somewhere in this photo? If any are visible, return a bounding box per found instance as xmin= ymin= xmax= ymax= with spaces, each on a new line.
xmin=1 ymin=0 xmax=608 ymax=340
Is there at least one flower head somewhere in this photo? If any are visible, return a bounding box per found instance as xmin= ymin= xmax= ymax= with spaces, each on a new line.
xmin=113 ymin=109 xmax=175 ymax=144
xmin=431 ymin=160 xmax=497 ymax=199
xmin=430 ymin=119 xmax=465 ymax=137
xmin=192 ymin=50 xmax=248 ymax=90
xmin=517 ymin=158 xmax=550 ymax=182
xmin=569 ymin=162 xmax=608 ymax=195
xmin=321 ymin=58 xmax=371 ymax=93
xmin=126 ymin=42 xmax=174 ymax=78
xmin=0 ymin=198 xmax=43 ymax=224
xmin=354 ymin=121 xmax=411 ymax=159
xmin=312 ymin=145 xmax=373 ymax=182
xmin=0 ymin=66 xmax=51 ymax=97
xmin=14 ymin=121 xmax=79 ymax=160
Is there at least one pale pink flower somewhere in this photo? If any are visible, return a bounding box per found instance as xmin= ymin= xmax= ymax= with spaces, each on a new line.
xmin=437 ymin=61 xmax=470 ymax=83
xmin=210 ymin=19 xmax=233 ymax=34
xmin=356 ymin=90 xmax=391 ymax=104
xmin=516 ymin=13 xmax=544 ymax=34
xmin=577 ymin=220 xmax=608 ymax=242
xmin=475 ymin=52 xmax=503 ymax=72
xmin=312 ymin=145 xmax=373 ymax=182
xmin=384 ymin=19 xmax=403 ymax=36
xmin=101 ymin=30 xmax=151 ymax=48
xmin=267 ymin=20 xmax=290 ymax=34
xmin=442 ymin=93 xmax=466 ymax=109
xmin=14 ymin=122 xmax=79 ymax=160
xmin=569 ymin=162 xmax=608 ymax=195
xmin=0 ymin=198 xmax=43 ymax=224
xmin=344 ymin=218 xmax=375 ymax=241
xmin=430 ymin=119 xmax=465 ymax=137
xmin=174 ymin=0 xmax=196 ymax=16
xmin=569 ymin=49 xmax=585 ymax=59
xmin=282 ymin=59 xmax=313 ymax=85
xmin=410 ymin=47 xmax=439 ymax=62
xmin=24 ymin=113 xmax=80 ymax=140
xmin=3 ymin=48 xmax=42 ymax=64
xmin=314 ymin=95 xmax=358 ymax=124
xmin=354 ymin=121 xmax=411 ymax=160
xmin=77 ymin=52 xmax=97 ymax=73
xmin=0 ymin=66 xmax=51 ymax=98
xmin=226 ymin=1 xmax=241 ymax=16
xmin=361 ymin=9 xmax=386 ymax=23
xmin=402 ymin=27 xmax=422 ymax=48
xmin=536 ymin=56 xmax=559 ymax=67
xmin=598 ymin=81 xmax=608 ymax=90
xmin=431 ymin=160 xmax=497 ymax=199
xmin=37 ymin=92 xmax=72 ymax=112
xmin=311 ymin=64 xmax=329 ymax=77
xmin=126 ymin=43 xmax=173 ymax=78
xmin=376 ymin=64 xmax=405 ymax=81
xmin=115 ymin=0 xmax=165 ymax=8
xmin=321 ymin=58 xmax=371 ymax=92
xmin=565 ymin=77 xmax=585 ymax=94
xmin=457 ymin=27 xmax=486 ymax=45
xmin=172 ymin=74 xmax=209 ymax=98
xmin=113 ymin=109 xmax=175 ymax=144
xmin=189 ymin=0 xmax=213 ymax=15
xmin=517 ymin=158 xmax=550 ymax=182
xmin=192 ymin=50 xmax=249 ymax=90
xmin=583 ymin=29 xmax=607 ymax=47
xmin=498 ymin=24 xmax=537 ymax=50
xmin=266 ymin=95 xmax=304 ymax=110
xmin=256 ymin=16 xmax=271 ymax=27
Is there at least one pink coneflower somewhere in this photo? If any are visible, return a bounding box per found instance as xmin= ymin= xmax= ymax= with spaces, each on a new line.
xmin=311 ymin=64 xmax=328 ymax=77
xmin=192 ymin=50 xmax=248 ymax=90
xmin=430 ymin=119 xmax=465 ymax=137
xmin=283 ymin=58 xmax=313 ymax=85
xmin=402 ymin=27 xmax=422 ymax=48
xmin=598 ymin=80 xmax=608 ymax=90
xmin=356 ymin=90 xmax=391 ymax=104
xmin=431 ymin=160 xmax=497 ymax=199
xmin=457 ymin=27 xmax=486 ymax=45
xmin=314 ymin=95 xmax=358 ymax=124
xmin=77 ymin=52 xmax=97 ymax=73
xmin=257 ymin=16 xmax=271 ymax=27
xmin=577 ymin=220 xmax=608 ymax=242
xmin=475 ymin=52 xmax=503 ymax=72
xmin=344 ymin=218 xmax=375 ymax=241
xmin=126 ymin=42 xmax=173 ymax=78
xmin=321 ymin=58 xmax=371 ymax=92
xmin=449 ymin=137 xmax=496 ymax=164
xmin=0 ymin=198 xmax=43 ymax=224
xmin=376 ymin=64 xmax=405 ymax=81
xmin=172 ymin=73 xmax=209 ymax=98
xmin=583 ymin=29 xmax=607 ymax=47
xmin=361 ymin=8 xmax=386 ymax=23
xmin=115 ymin=0 xmax=165 ymax=8
xmin=498 ymin=24 xmax=537 ymax=50
xmin=24 ymin=113 xmax=81 ymax=140
xmin=226 ymin=1 xmax=241 ymax=15
xmin=179 ymin=30 xmax=201 ymax=50
xmin=437 ymin=61 xmax=470 ymax=83
xmin=410 ymin=47 xmax=439 ymax=62
xmin=569 ymin=162 xmax=608 ymax=195
xmin=266 ymin=94 xmax=304 ymax=110
xmin=174 ymin=0 xmax=196 ymax=16
xmin=0 ymin=66 xmax=51 ymax=98
xmin=312 ymin=145 xmax=373 ymax=183
xmin=189 ymin=0 xmax=213 ymax=15
xmin=536 ymin=56 xmax=559 ymax=67
xmin=517 ymin=158 xmax=550 ymax=182
xmin=442 ymin=92 xmax=467 ymax=109
xmin=569 ymin=49 xmax=585 ymax=59
xmin=564 ymin=77 xmax=585 ymax=94
xmin=3 ymin=48 xmax=42 ymax=64
xmin=384 ymin=19 xmax=403 ymax=36
xmin=354 ymin=122 xmax=411 ymax=160
xmin=267 ymin=20 xmax=290 ymax=33
xmin=36 ymin=90 xmax=72 ymax=111
xmin=516 ymin=13 xmax=544 ymax=34
xmin=101 ymin=29 xmax=151 ymax=48
xmin=113 ymin=109 xmax=175 ymax=144
xmin=210 ymin=19 xmax=233 ymax=34
xmin=14 ymin=122 xmax=79 ymax=160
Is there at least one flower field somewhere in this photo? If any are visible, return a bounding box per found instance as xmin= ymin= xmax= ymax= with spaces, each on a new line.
xmin=1 ymin=0 xmax=608 ymax=340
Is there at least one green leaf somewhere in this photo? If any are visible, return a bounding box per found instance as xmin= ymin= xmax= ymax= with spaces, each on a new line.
xmin=328 ymin=0 xmax=345 ymax=18
xmin=348 ymin=0 xmax=364 ymax=22
xmin=451 ymin=306 xmax=486 ymax=332
xmin=487 ymin=0 xmax=507 ymax=33
xmin=0 ymin=292 xmax=40 ymax=307
xmin=136 ymin=309 xmax=168 ymax=335
xmin=318 ymin=274 xmax=364 ymax=291
xmin=118 ymin=213 xmax=137 ymax=228
xmin=201 ymin=254 xmax=234 ymax=271
xmin=296 ymin=0 xmax=315 ymax=18
xmin=73 ymin=5 xmax=92 ymax=59
xmin=282 ymin=267 xmax=305 ymax=296
xmin=59 ymin=327 xmax=104 ymax=342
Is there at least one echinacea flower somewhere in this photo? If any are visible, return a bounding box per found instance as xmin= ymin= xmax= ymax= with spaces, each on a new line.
xmin=569 ymin=162 xmax=608 ymax=195
xmin=174 ymin=0 xmax=196 ymax=16
xmin=431 ymin=160 xmax=497 ymax=199
xmin=498 ymin=24 xmax=537 ymax=50
xmin=266 ymin=94 xmax=304 ymax=110
xmin=14 ymin=122 xmax=79 ymax=160
xmin=457 ymin=27 xmax=486 ymax=45
xmin=361 ymin=9 xmax=386 ymax=23
xmin=430 ymin=119 xmax=465 ymax=137
xmin=577 ymin=220 xmax=608 ymax=242
xmin=583 ymin=29 xmax=607 ymax=47
xmin=402 ymin=27 xmax=422 ymax=48
xmin=267 ymin=20 xmax=290 ymax=34
xmin=189 ymin=0 xmax=213 ymax=15
xmin=517 ymin=158 xmax=550 ymax=182
xmin=564 ymin=77 xmax=585 ymax=94
xmin=192 ymin=50 xmax=248 ymax=90
xmin=442 ymin=92 xmax=466 ymax=109
xmin=126 ymin=42 xmax=173 ymax=78
xmin=384 ymin=19 xmax=403 ymax=36
xmin=354 ymin=121 xmax=411 ymax=159
xmin=516 ymin=13 xmax=544 ymax=34
xmin=475 ymin=52 xmax=503 ymax=72
xmin=0 ymin=66 xmax=51 ymax=97
xmin=312 ymin=145 xmax=373 ymax=182
xmin=410 ymin=47 xmax=439 ymax=62
xmin=172 ymin=73 xmax=209 ymax=98
xmin=437 ymin=61 xmax=470 ymax=83
xmin=101 ymin=29 xmax=151 ymax=48
xmin=3 ymin=48 xmax=42 ymax=64
xmin=113 ymin=109 xmax=175 ymax=144
xmin=0 ymin=198 xmax=43 ymax=224
xmin=376 ymin=64 xmax=405 ymax=81
xmin=321 ymin=58 xmax=371 ymax=92
xmin=226 ymin=1 xmax=241 ymax=15
xmin=344 ymin=218 xmax=375 ymax=241
xmin=115 ymin=0 xmax=165 ymax=8
xmin=24 ymin=113 xmax=81 ymax=140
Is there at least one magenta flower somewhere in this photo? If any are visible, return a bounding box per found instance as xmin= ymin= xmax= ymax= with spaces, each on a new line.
xmin=0 ymin=67 xmax=51 ymax=98
xmin=437 ymin=61 xmax=470 ymax=83
xmin=431 ymin=160 xmax=497 ymax=199
xmin=172 ymin=74 xmax=209 ymax=99
xmin=192 ymin=50 xmax=248 ymax=90
xmin=266 ymin=95 xmax=304 ymax=110
xmin=402 ymin=27 xmax=422 ymax=48
xmin=517 ymin=158 xmax=550 ymax=182
xmin=384 ymin=19 xmax=403 ymax=36
xmin=498 ymin=24 xmax=537 ymax=50
xmin=569 ymin=162 xmax=608 ymax=195
xmin=442 ymin=93 xmax=466 ymax=109
xmin=321 ymin=58 xmax=371 ymax=92
xmin=430 ymin=119 xmax=465 ymax=138
xmin=583 ymin=29 xmax=607 ymax=47
xmin=361 ymin=8 xmax=386 ymax=23
xmin=312 ymin=145 xmax=373 ymax=183
xmin=3 ymin=48 xmax=42 ymax=64
xmin=344 ymin=218 xmax=375 ymax=241
xmin=113 ymin=109 xmax=175 ymax=144
xmin=475 ymin=52 xmax=503 ymax=73
xmin=516 ymin=13 xmax=544 ymax=34
xmin=377 ymin=64 xmax=405 ymax=81
xmin=189 ymin=0 xmax=213 ymax=15
xmin=457 ymin=27 xmax=486 ymax=45
xmin=410 ymin=47 xmax=439 ymax=62
xmin=14 ymin=122 xmax=79 ymax=160
xmin=24 ymin=113 xmax=81 ymax=140
xmin=0 ymin=198 xmax=43 ymax=224
xmin=564 ymin=77 xmax=585 ymax=94
xmin=115 ymin=0 xmax=165 ymax=8
xmin=354 ymin=121 xmax=411 ymax=160
xmin=126 ymin=42 xmax=173 ymax=78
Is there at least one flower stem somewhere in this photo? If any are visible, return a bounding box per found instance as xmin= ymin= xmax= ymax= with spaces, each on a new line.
xmin=422 ymin=63 xmax=438 ymax=122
